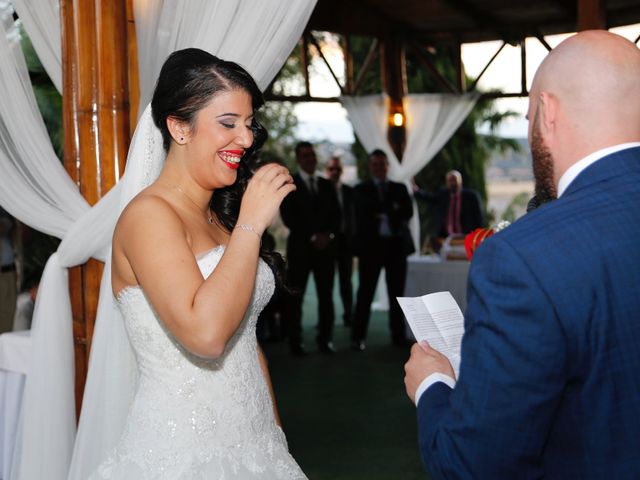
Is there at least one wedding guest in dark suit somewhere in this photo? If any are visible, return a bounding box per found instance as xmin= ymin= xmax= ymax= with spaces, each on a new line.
xmin=326 ymin=156 xmax=355 ymax=327
xmin=404 ymin=31 xmax=640 ymax=479
xmin=351 ymin=149 xmax=414 ymax=351
xmin=415 ymin=170 xmax=483 ymax=251
xmin=280 ymin=142 xmax=340 ymax=355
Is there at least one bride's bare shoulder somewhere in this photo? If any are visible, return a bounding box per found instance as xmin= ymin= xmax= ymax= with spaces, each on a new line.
xmin=114 ymin=188 xmax=185 ymax=243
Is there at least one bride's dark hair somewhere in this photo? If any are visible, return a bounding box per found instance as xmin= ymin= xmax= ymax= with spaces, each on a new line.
xmin=151 ymin=48 xmax=285 ymax=288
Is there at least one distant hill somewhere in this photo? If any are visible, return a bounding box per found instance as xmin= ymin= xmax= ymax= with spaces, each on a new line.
xmin=486 ymin=138 xmax=533 ymax=181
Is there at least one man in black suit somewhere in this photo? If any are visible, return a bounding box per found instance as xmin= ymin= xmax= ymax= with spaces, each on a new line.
xmin=280 ymin=142 xmax=341 ymax=355
xmin=351 ymin=149 xmax=414 ymax=350
xmin=415 ymin=170 xmax=483 ymax=250
xmin=325 ymin=156 xmax=355 ymax=327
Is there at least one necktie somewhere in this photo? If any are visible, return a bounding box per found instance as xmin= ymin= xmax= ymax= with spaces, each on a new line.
xmin=447 ymin=192 xmax=461 ymax=235
xmin=378 ymin=181 xmax=387 ymax=204
xmin=308 ymin=176 xmax=316 ymax=196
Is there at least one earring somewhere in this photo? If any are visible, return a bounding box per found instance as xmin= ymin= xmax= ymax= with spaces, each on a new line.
xmin=180 ymin=137 xmax=184 ymax=142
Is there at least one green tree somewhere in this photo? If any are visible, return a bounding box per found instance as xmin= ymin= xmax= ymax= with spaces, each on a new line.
xmin=260 ymin=44 xmax=303 ymax=168
xmin=19 ymin=24 xmax=63 ymax=159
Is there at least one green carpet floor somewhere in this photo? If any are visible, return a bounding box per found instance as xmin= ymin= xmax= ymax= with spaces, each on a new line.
xmin=263 ymin=278 xmax=431 ymax=480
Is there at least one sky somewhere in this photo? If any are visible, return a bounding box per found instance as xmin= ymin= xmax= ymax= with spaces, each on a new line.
xmin=294 ymin=25 xmax=640 ymax=143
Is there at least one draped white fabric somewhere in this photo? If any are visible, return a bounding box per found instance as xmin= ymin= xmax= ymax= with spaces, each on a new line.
xmin=135 ymin=0 xmax=317 ymax=112
xmin=340 ymin=93 xmax=479 ymax=249
xmin=0 ymin=6 xmax=118 ymax=478
xmin=341 ymin=93 xmax=479 ymax=182
xmin=66 ymin=107 xmax=161 ymax=480
xmin=0 ymin=10 xmax=86 ymax=238
xmin=0 ymin=1 xmax=317 ymax=478
xmin=11 ymin=0 xmax=61 ymax=93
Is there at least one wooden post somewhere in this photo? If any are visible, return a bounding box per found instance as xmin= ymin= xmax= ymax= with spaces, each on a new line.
xmin=126 ymin=0 xmax=140 ymax=129
xmin=381 ymin=33 xmax=407 ymax=160
xmin=302 ymin=36 xmax=311 ymax=96
xmin=60 ymin=0 xmax=132 ymax=416
xmin=454 ymin=38 xmax=465 ymax=93
xmin=344 ymin=34 xmax=353 ymax=95
xmin=577 ymin=0 xmax=606 ymax=30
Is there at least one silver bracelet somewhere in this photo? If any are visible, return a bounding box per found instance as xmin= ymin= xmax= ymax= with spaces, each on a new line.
xmin=235 ymin=223 xmax=262 ymax=243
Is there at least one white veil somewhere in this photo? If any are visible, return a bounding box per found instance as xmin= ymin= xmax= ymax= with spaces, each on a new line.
xmin=66 ymin=104 xmax=165 ymax=479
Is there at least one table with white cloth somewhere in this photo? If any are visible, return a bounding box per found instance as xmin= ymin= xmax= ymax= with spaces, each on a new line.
xmin=0 ymin=331 xmax=30 ymax=480
xmin=404 ymin=255 xmax=470 ymax=311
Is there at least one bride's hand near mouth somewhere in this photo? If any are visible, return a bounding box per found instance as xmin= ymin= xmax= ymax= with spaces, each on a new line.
xmin=237 ymin=163 xmax=296 ymax=234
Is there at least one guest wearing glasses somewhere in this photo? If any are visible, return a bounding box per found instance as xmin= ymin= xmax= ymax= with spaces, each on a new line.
xmin=351 ymin=149 xmax=414 ymax=351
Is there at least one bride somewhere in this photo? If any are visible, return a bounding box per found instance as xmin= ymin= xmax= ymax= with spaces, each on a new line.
xmin=85 ymin=48 xmax=306 ymax=479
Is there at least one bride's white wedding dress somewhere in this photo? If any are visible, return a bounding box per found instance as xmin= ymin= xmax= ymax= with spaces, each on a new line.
xmin=89 ymin=245 xmax=307 ymax=479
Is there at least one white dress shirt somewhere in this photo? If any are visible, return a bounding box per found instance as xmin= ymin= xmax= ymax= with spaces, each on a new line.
xmin=557 ymin=142 xmax=640 ymax=197
xmin=298 ymin=169 xmax=316 ymax=194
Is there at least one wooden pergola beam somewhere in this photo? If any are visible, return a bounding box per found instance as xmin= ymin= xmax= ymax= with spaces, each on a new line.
xmin=520 ymin=39 xmax=527 ymax=95
xmin=301 ymin=37 xmax=311 ymax=97
xmin=307 ymin=31 xmax=344 ymax=94
xmin=352 ymin=38 xmax=379 ymax=95
xmin=551 ymin=0 xmax=578 ymax=23
xmin=438 ymin=0 xmax=519 ymax=44
xmin=408 ymin=40 xmax=458 ymax=93
xmin=577 ymin=0 xmax=606 ymax=30
xmin=469 ymin=41 xmax=506 ymax=91
xmin=535 ymin=33 xmax=553 ymax=52
xmin=381 ymin=33 xmax=407 ymax=159
xmin=61 ymin=0 xmax=132 ymax=414
xmin=344 ymin=34 xmax=354 ymax=94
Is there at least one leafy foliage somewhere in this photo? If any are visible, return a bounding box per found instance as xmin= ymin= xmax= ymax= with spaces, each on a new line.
xmin=260 ymin=44 xmax=303 ymax=167
xmin=260 ymin=101 xmax=299 ymax=169
xmin=19 ymin=24 xmax=63 ymax=159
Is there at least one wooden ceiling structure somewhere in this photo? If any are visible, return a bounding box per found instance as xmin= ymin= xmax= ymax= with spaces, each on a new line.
xmin=268 ymin=0 xmax=640 ymax=103
xmin=308 ymin=0 xmax=640 ymax=44
xmin=264 ymin=0 xmax=640 ymax=156
xmin=54 ymin=0 xmax=640 ymax=412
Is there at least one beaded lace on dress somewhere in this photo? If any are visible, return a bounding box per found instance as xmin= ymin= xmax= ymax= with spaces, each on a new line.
xmin=89 ymin=245 xmax=307 ymax=479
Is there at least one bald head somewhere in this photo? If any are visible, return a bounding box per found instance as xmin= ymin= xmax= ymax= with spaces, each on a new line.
xmin=528 ymin=30 xmax=640 ymax=184
xmin=446 ymin=170 xmax=462 ymax=192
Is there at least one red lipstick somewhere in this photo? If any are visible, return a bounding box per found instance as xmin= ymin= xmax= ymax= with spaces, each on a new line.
xmin=218 ymin=150 xmax=244 ymax=170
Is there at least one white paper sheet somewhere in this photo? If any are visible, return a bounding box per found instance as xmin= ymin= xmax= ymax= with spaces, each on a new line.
xmin=397 ymin=291 xmax=464 ymax=377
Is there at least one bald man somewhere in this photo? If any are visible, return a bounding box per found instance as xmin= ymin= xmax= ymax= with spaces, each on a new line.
xmin=404 ymin=31 xmax=640 ymax=479
xmin=414 ymin=170 xmax=484 ymax=245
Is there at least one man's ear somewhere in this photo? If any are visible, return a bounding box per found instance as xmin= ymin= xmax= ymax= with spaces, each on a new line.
xmin=166 ymin=116 xmax=190 ymax=145
xmin=538 ymin=92 xmax=557 ymax=136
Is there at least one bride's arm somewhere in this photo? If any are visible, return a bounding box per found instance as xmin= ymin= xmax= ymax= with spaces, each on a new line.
xmin=257 ymin=346 xmax=282 ymax=427
xmin=114 ymin=164 xmax=294 ymax=359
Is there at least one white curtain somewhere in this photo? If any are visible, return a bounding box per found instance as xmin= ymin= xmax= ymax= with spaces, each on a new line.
xmin=0 ymin=5 xmax=119 ymax=479
xmin=135 ymin=0 xmax=316 ymax=112
xmin=0 ymin=1 xmax=316 ymax=479
xmin=0 ymin=5 xmax=84 ymax=237
xmin=340 ymin=93 xmax=478 ymax=250
xmin=11 ymin=0 xmax=61 ymax=93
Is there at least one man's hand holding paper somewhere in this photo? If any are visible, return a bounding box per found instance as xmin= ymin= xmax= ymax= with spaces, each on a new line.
xmin=404 ymin=341 xmax=456 ymax=404
xmin=398 ymin=291 xmax=464 ymax=404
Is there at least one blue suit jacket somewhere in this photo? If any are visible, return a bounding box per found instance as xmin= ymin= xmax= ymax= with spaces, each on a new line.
xmin=418 ymin=147 xmax=640 ymax=479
